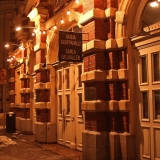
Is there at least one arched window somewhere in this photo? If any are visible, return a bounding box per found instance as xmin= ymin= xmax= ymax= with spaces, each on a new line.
xmin=142 ymin=1 xmax=160 ymax=26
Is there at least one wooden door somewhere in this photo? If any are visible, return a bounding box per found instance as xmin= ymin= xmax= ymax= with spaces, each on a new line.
xmin=138 ymin=44 xmax=160 ymax=160
xmin=57 ymin=63 xmax=84 ymax=150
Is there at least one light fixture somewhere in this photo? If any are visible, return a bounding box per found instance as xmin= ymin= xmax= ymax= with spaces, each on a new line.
xmin=67 ymin=10 xmax=70 ymax=15
xmin=7 ymin=56 xmax=20 ymax=67
xmin=32 ymin=32 xmax=35 ymax=36
xmin=53 ymin=24 xmax=57 ymax=30
xmin=60 ymin=18 xmax=64 ymax=24
xmin=76 ymin=0 xmax=79 ymax=4
xmin=15 ymin=26 xmax=36 ymax=31
xmin=5 ymin=43 xmax=25 ymax=50
xmin=150 ymin=1 xmax=159 ymax=7
xmin=42 ymin=30 xmax=46 ymax=34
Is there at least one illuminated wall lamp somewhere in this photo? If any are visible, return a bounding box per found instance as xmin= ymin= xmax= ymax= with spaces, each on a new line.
xmin=67 ymin=10 xmax=70 ymax=15
xmin=76 ymin=0 xmax=79 ymax=3
xmin=5 ymin=43 xmax=25 ymax=50
xmin=60 ymin=18 xmax=64 ymax=24
xmin=53 ymin=24 xmax=57 ymax=30
xmin=16 ymin=26 xmax=36 ymax=31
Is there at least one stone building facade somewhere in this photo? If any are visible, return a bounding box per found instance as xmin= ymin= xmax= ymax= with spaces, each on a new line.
xmin=2 ymin=0 xmax=160 ymax=160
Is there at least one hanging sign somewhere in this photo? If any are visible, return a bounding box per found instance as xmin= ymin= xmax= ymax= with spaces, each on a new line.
xmin=59 ymin=31 xmax=82 ymax=62
xmin=0 ymin=68 xmax=7 ymax=84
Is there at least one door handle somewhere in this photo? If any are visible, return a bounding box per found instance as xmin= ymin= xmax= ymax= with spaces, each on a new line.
xmin=62 ymin=109 xmax=66 ymax=118
xmin=70 ymin=116 xmax=74 ymax=121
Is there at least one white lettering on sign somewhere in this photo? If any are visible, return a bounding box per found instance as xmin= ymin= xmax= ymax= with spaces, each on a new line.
xmin=61 ymin=54 xmax=80 ymax=61
xmin=66 ymin=34 xmax=76 ymax=40
xmin=61 ymin=40 xmax=81 ymax=46
xmin=66 ymin=49 xmax=76 ymax=54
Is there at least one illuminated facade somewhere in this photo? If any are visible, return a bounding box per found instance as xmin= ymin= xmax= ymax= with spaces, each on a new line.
xmin=1 ymin=0 xmax=160 ymax=159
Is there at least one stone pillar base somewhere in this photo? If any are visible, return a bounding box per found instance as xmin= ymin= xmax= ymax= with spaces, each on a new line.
xmin=109 ymin=132 xmax=121 ymax=160
xmin=34 ymin=122 xmax=56 ymax=143
xmin=120 ymin=132 xmax=135 ymax=160
xmin=82 ymin=130 xmax=109 ymax=160
xmin=16 ymin=117 xmax=32 ymax=134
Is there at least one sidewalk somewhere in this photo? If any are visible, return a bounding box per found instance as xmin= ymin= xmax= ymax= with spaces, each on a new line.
xmin=0 ymin=126 xmax=82 ymax=160
xmin=38 ymin=143 xmax=82 ymax=160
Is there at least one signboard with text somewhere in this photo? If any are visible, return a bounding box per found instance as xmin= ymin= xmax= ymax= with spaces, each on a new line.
xmin=0 ymin=68 xmax=7 ymax=84
xmin=59 ymin=31 xmax=82 ymax=62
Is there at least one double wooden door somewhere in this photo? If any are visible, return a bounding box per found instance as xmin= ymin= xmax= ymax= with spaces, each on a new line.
xmin=56 ymin=63 xmax=84 ymax=150
xmin=137 ymin=44 xmax=160 ymax=160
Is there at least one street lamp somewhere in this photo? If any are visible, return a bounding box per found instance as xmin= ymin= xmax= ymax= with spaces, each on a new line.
xmin=5 ymin=43 xmax=25 ymax=50
xmin=15 ymin=26 xmax=37 ymax=36
xmin=15 ymin=26 xmax=36 ymax=32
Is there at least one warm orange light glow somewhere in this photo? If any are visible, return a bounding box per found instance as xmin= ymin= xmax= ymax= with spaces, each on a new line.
xmin=54 ymin=25 xmax=57 ymax=30
xmin=67 ymin=10 xmax=70 ymax=15
xmin=61 ymin=18 xmax=64 ymax=24
xmin=16 ymin=26 xmax=22 ymax=31
xmin=5 ymin=43 xmax=25 ymax=50
xmin=150 ymin=1 xmax=159 ymax=7
xmin=5 ymin=43 xmax=9 ymax=48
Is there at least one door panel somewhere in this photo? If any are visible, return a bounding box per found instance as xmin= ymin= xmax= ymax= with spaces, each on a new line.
xmin=57 ymin=64 xmax=84 ymax=150
xmin=138 ymin=45 xmax=160 ymax=160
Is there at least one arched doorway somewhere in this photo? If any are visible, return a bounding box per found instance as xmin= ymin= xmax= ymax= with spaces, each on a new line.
xmin=131 ymin=1 xmax=160 ymax=159
xmin=55 ymin=26 xmax=85 ymax=151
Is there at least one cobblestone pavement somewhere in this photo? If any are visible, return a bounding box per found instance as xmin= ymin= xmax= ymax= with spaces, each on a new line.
xmin=0 ymin=129 xmax=70 ymax=160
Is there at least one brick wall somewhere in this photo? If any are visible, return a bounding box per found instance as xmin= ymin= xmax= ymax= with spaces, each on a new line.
xmin=83 ymin=0 xmax=105 ymax=13
xmin=21 ymin=63 xmax=26 ymax=74
xmin=12 ymin=108 xmax=30 ymax=118
xmin=36 ymin=70 xmax=49 ymax=83
xmin=107 ymin=0 xmax=118 ymax=8
xmin=35 ymin=49 xmax=46 ymax=64
xmin=36 ymin=33 xmax=46 ymax=44
xmin=83 ymin=20 xmax=107 ymax=41
xmin=21 ymin=79 xmax=30 ymax=88
xmin=22 ymin=49 xmax=27 ymax=57
xmin=84 ymin=50 xmax=127 ymax=72
xmin=10 ymin=95 xmax=15 ymax=103
xmin=36 ymin=89 xmax=50 ymax=102
xmin=9 ymin=68 xmax=15 ymax=78
xmin=119 ymin=50 xmax=127 ymax=69
xmin=84 ymin=52 xmax=109 ymax=72
xmin=9 ymin=82 xmax=15 ymax=91
xmin=36 ymin=109 xmax=50 ymax=122
xmin=21 ymin=93 xmax=30 ymax=103
xmin=85 ymin=81 xmax=128 ymax=101
xmin=85 ymin=112 xmax=129 ymax=132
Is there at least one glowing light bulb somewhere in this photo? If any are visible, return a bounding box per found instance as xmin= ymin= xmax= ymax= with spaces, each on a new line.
xmin=43 ymin=31 xmax=46 ymax=34
xmin=32 ymin=32 xmax=35 ymax=36
xmin=150 ymin=1 xmax=158 ymax=7
xmin=16 ymin=26 xmax=22 ymax=31
xmin=76 ymin=0 xmax=79 ymax=4
xmin=60 ymin=18 xmax=64 ymax=24
xmin=54 ymin=25 xmax=57 ymax=30
xmin=5 ymin=43 xmax=9 ymax=48
xmin=67 ymin=10 xmax=70 ymax=15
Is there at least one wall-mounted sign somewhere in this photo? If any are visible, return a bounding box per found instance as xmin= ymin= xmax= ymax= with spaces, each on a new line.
xmin=0 ymin=68 xmax=7 ymax=84
xmin=59 ymin=31 xmax=82 ymax=62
